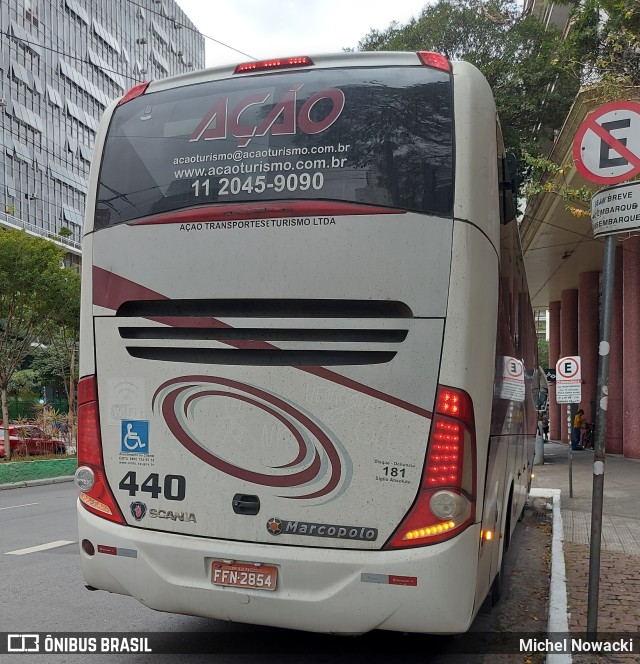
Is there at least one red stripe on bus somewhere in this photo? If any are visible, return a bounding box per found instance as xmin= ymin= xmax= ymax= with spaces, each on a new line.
xmin=182 ymin=390 xmax=308 ymax=468
xmin=301 ymin=366 xmax=431 ymax=419
xmin=157 ymin=377 xmax=338 ymax=496
xmin=92 ymin=267 xmax=431 ymax=419
xmin=97 ymin=545 xmax=117 ymax=555
xmin=129 ymin=201 xmax=402 ymax=225
xmin=388 ymin=575 xmax=418 ymax=586
xmin=93 ymin=266 xmax=167 ymax=310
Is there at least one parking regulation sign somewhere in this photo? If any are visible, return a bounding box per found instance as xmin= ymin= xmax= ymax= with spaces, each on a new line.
xmin=591 ymin=181 xmax=640 ymax=238
xmin=573 ymin=100 xmax=640 ymax=185
xmin=556 ymin=356 xmax=582 ymax=404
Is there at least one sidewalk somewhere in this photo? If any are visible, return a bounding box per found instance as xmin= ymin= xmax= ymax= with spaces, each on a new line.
xmin=532 ymin=441 xmax=640 ymax=639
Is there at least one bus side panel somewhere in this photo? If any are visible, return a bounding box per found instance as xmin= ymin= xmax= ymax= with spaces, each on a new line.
xmin=480 ymin=214 xmax=538 ymax=609
xmin=439 ymin=222 xmax=499 ymax=523
xmin=451 ymin=61 xmax=499 ymax=251
xmin=496 ymin=218 xmax=538 ymax=522
xmin=477 ymin=435 xmax=509 ymax=604
xmin=79 ymin=96 xmax=117 ymax=376
xmin=79 ymin=232 xmax=96 ymax=378
xmin=516 ymin=283 xmax=538 ymax=520
xmin=439 ymin=221 xmax=499 ymax=615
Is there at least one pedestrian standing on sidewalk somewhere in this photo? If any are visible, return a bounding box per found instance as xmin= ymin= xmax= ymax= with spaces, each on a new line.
xmin=542 ymin=413 xmax=549 ymax=441
xmin=572 ymin=409 xmax=585 ymax=450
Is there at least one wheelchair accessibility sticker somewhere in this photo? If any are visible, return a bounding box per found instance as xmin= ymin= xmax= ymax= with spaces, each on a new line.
xmin=121 ymin=420 xmax=149 ymax=454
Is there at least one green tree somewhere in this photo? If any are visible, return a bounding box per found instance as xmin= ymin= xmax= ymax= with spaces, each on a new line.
xmin=537 ymin=337 xmax=549 ymax=370
xmin=522 ymin=2 xmax=640 ymax=217
xmin=522 ymin=153 xmax=594 ymax=218
xmin=7 ymin=369 xmax=38 ymax=400
xmin=31 ymin=328 xmax=80 ymax=440
xmin=357 ymin=0 xmax=584 ymax=182
xmin=563 ymin=0 xmax=639 ymax=89
xmin=30 ymin=343 xmax=67 ymax=392
xmin=0 ymin=229 xmax=75 ymax=460
xmin=37 ymin=263 xmax=81 ymax=444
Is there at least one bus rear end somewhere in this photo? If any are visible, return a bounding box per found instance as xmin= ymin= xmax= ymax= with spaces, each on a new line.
xmin=77 ymin=52 xmax=497 ymax=634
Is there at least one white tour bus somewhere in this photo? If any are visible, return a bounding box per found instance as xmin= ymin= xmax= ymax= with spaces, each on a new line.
xmin=76 ymin=51 xmax=542 ymax=635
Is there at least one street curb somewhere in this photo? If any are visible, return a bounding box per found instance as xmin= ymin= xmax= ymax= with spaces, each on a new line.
xmin=0 ymin=475 xmax=74 ymax=490
xmin=530 ymin=488 xmax=571 ymax=664
xmin=0 ymin=458 xmax=76 ymax=488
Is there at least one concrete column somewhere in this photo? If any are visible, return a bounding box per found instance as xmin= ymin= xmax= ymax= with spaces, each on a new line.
xmin=606 ymin=246 xmax=623 ymax=454
xmin=549 ymin=301 xmax=561 ymax=440
xmin=560 ymin=289 xmax=579 ymax=443
xmin=623 ymin=236 xmax=640 ymax=458
xmin=578 ymin=271 xmax=599 ymax=426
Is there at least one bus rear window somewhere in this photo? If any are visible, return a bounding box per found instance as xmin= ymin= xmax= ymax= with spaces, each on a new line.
xmin=96 ymin=67 xmax=453 ymax=227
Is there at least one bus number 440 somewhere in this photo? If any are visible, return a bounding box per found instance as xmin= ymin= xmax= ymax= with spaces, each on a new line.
xmin=118 ymin=472 xmax=186 ymax=502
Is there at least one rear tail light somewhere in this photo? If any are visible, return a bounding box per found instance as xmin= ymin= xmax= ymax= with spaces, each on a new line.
xmin=417 ymin=51 xmax=451 ymax=73
xmin=117 ymin=81 xmax=149 ymax=106
xmin=77 ymin=376 xmax=100 ymax=467
xmin=234 ymin=56 xmax=314 ymax=74
xmin=76 ymin=375 xmax=125 ymax=524
xmin=385 ymin=386 xmax=476 ymax=548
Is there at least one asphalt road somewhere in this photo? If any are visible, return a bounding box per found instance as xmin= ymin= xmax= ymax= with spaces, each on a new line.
xmin=0 ymin=482 xmax=550 ymax=664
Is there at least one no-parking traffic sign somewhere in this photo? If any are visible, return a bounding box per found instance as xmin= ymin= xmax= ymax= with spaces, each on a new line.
xmin=573 ymin=101 xmax=640 ymax=185
xmin=556 ymin=356 xmax=582 ymax=404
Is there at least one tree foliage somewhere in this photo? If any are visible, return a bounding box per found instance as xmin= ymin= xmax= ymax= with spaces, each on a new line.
xmin=357 ymin=0 xmax=583 ymax=181
xmin=564 ymin=0 xmax=640 ymax=90
xmin=7 ymin=369 xmax=38 ymax=400
xmin=522 ymin=1 xmax=640 ymax=217
xmin=522 ymin=153 xmax=594 ymax=218
xmin=537 ymin=337 xmax=549 ymax=370
xmin=33 ymin=263 xmax=81 ymax=443
xmin=30 ymin=334 xmax=75 ymax=391
xmin=0 ymin=229 xmax=77 ymax=459
xmin=31 ymin=327 xmax=79 ymax=403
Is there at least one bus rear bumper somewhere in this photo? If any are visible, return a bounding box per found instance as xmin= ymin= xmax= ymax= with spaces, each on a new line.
xmin=78 ymin=503 xmax=481 ymax=635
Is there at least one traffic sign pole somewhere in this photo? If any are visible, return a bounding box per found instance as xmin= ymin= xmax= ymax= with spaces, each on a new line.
xmin=556 ymin=356 xmax=581 ymax=499
xmin=575 ymin=99 xmax=640 ymax=635
xmin=587 ymin=235 xmax=616 ymax=637
xmin=567 ymin=406 xmax=573 ymax=498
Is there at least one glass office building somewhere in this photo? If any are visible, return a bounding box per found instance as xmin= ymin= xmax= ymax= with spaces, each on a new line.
xmin=0 ymin=0 xmax=204 ymax=266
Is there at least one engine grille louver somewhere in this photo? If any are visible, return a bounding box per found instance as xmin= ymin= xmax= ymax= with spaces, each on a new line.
xmin=116 ymin=299 xmax=412 ymax=367
xmin=116 ymin=298 xmax=414 ymax=319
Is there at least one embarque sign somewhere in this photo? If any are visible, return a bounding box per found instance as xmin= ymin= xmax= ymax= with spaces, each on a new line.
xmin=591 ymin=181 xmax=640 ymax=238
